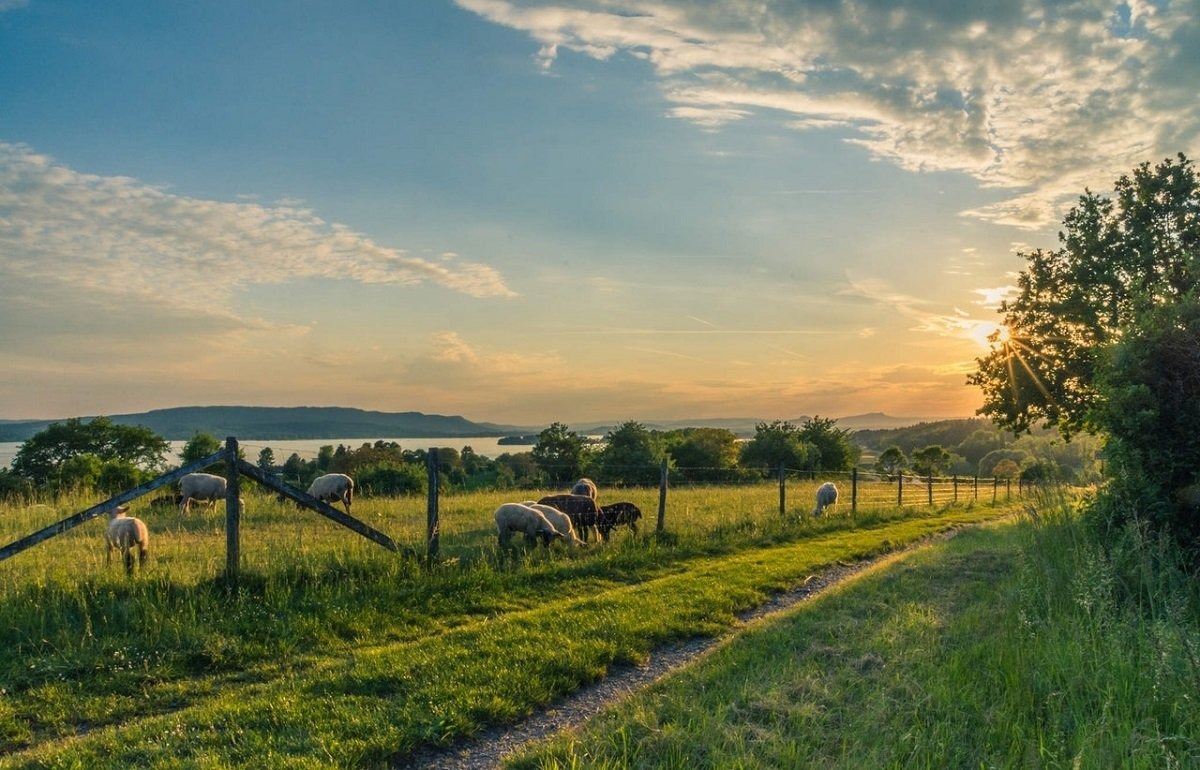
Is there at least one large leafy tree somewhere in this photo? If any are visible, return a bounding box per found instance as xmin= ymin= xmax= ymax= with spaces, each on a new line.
xmin=738 ymin=420 xmax=815 ymax=472
xmin=665 ymin=427 xmax=743 ymax=483
xmin=531 ymin=422 xmax=588 ymax=486
xmin=970 ymin=153 xmax=1200 ymax=437
xmin=11 ymin=416 xmax=170 ymax=487
xmin=970 ymin=154 xmax=1200 ymax=546
xmin=797 ymin=416 xmax=860 ymax=471
xmin=592 ymin=421 xmax=665 ymax=485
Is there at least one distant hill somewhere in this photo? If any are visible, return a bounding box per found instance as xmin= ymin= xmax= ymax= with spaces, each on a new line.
xmin=0 ymin=406 xmax=947 ymax=444
xmin=0 ymin=406 xmax=529 ymax=442
xmin=576 ymin=412 xmax=934 ymax=437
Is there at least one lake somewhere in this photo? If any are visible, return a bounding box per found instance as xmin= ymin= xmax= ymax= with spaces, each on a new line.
xmin=0 ymin=436 xmax=538 ymax=470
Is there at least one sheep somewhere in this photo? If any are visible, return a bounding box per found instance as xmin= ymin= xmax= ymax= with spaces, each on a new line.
xmin=522 ymin=501 xmax=587 ymax=547
xmin=569 ymin=477 xmax=598 ymax=499
xmin=813 ymin=481 xmax=839 ymax=516
xmin=494 ymin=502 xmax=565 ymax=549
xmin=597 ymin=501 xmax=643 ymax=540
xmin=307 ymin=473 xmax=354 ymax=513
xmin=105 ymin=504 xmax=149 ymax=575
xmin=179 ymin=472 xmax=225 ymax=514
xmin=537 ymin=493 xmax=604 ymax=542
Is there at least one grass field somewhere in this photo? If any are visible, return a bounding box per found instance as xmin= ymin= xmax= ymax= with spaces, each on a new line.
xmin=0 ymin=483 xmax=1031 ymax=767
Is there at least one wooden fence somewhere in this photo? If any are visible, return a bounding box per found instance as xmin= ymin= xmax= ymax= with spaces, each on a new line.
xmin=0 ymin=437 xmax=398 ymax=581
xmin=0 ymin=440 xmax=1022 ymax=572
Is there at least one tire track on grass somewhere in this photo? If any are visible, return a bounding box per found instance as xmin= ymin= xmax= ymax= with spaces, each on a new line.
xmin=400 ymin=526 xmax=970 ymax=769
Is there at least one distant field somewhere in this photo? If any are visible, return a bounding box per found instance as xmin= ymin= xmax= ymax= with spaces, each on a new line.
xmin=0 ymin=484 xmax=1025 ymax=768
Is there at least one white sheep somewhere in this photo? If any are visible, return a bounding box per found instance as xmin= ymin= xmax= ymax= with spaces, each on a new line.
xmin=813 ymin=481 xmax=839 ymax=516
xmin=494 ymin=502 xmax=565 ymax=549
xmin=521 ymin=501 xmax=587 ymax=547
xmin=105 ymin=504 xmax=149 ymax=575
xmin=570 ymin=477 xmax=598 ymax=499
xmin=178 ymin=472 xmax=243 ymax=514
xmin=307 ymin=473 xmax=354 ymax=513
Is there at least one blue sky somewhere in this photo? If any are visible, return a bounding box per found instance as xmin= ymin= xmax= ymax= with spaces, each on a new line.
xmin=1 ymin=0 xmax=1196 ymax=427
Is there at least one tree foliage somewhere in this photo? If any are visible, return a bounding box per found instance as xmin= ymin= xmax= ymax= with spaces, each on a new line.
xmin=531 ymin=422 xmax=588 ymax=485
xmin=910 ymin=445 xmax=953 ymax=476
xmin=738 ymin=421 xmax=815 ymax=473
xmin=11 ymin=417 xmax=170 ymax=487
xmin=970 ymin=154 xmax=1200 ymax=437
xmin=592 ymin=421 xmax=665 ymax=485
xmin=797 ymin=416 xmax=860 ymax=471
xmin=970 ymin=153 xmax=1200 ymax=548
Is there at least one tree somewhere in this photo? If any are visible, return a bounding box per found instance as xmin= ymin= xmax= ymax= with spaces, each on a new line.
xmin=797 ymin=416 xmax=860 ymax=471
xmin=970 ymin=154 xmax=1200 ymax=437
xmin=910 ymin=445 xmax=952 ymax=477
xmin=1090 ymin=297 xmax=1200 ymax=543
xmin=970 ymin=154 xmax=1200 ymax=546
xmin=738 ymin=421 xmax=816 ymax=473
xmin=179 ymin=432 xmax=221 ymax=465
xmin=281 ymin=453 xmax=309 ymax=484
xmin=592 ymin=421 xmax=664 ymax=485
xmin=665 ymin=427 xmax=743 ymax=483
xmin=875 ymin=446 xmax=907 ymax=480
xmin=531 ymin=422 xmax=587 ymax=485
xmin=11 ymin=417 xmax=170 ymax=487
xmin=256 ymin=447 xmax=277 ymax=471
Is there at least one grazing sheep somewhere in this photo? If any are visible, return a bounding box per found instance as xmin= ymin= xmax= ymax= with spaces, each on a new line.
xmin=494 ymin=503 xmax=565 ymax=549
xmin=179 ymin=472 xmax=227 ymax=514
xmin=307 ymin=473 xmax=354 ymax=513
xmin=537 ymin=493 xmax=604 ymax=542
xmin=813 ymin=481 xmax=839 ymax=516
xmin=522 ymin=501 xmax=587 ymax=547
xmin=597 ymin=501 xmax=643 ymax=540
xmin=570 ymin=477 xmax=598 ymax=499
xmin=105 ymin=504 xmax=149 ymax=575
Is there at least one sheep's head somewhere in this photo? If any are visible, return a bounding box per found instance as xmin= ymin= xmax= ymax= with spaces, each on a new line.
xmin=108 ymin=503 xmax=131 ymax=519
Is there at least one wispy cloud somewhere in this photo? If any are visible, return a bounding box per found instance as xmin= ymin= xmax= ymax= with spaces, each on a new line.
xmin=458 ymin=0 xmax=1200 ymax=230
xmin=0 ymin=143 xmax=516 ymax=323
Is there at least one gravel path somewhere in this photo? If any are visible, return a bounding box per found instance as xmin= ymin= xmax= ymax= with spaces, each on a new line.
xmin=397 ymin=530 xmax=961 ymax=769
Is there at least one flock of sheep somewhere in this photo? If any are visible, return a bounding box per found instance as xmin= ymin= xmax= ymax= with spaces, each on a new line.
xmin=493 ymin=477 xmax=645 ymax=550
xmin=102 ymin=471 xmax=840 ymax=575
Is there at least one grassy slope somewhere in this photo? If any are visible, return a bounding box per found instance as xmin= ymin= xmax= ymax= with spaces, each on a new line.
xmin=511 ymin=513 xmax=1200 ymax=769
xmin=0 ymin=488 xmax=1015 ymax=769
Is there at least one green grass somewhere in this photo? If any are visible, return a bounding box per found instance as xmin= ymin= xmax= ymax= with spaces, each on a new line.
xmin=509 ymin=503 xmax=1200 ymax=769
xmin=0 ymin=483 xmax=1020 ymax=767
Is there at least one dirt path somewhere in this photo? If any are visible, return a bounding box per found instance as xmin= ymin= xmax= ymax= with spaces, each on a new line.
xmin=396 ymin=531 xmax=960 ymax=770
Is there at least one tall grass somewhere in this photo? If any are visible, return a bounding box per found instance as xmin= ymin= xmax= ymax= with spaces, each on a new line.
xmin=0 ymin=482 xmax=1021 ymax=766
xmin=511 ymin=493 xmax=1200 ymax=768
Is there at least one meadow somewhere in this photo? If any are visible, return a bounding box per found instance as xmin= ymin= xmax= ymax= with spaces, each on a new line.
xmin=0 ymin=482 xmax=1033 ymax=767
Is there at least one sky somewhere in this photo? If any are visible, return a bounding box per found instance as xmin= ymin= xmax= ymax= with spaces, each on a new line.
xmin=1 ymin=0 xmax=1197 ymax=428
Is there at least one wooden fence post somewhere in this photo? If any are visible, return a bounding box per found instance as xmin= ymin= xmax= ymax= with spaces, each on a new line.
xmin=851 ymin=468 xmax=858 ymax=515
xmin=927 ymin=471 xmax=933 ymax=506
xmin=897 ymin=473 xmax=904 ymax=507
xmin=953 ymin=474 xmax=958 ymax=503
xmin=993 ymin=476 xmax=999 ymax=503
xmin=974 ymin=474 xmax=979 ymax=500
xmin=224 ymin=436 xmax=241 ymax=582
xmin=426 ymin=449 xmax=440 ymax=561
xmin=656 ymin=458 xmax=668 ymax=533
xmin=778 ymin=462 xmax=786 ymax=516
xmin=1006 ymin=478 xmax=1012 ymax=500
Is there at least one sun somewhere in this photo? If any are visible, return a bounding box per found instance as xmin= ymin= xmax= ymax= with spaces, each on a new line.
xmin=970 ymin=322 xmax=1011 ymax=350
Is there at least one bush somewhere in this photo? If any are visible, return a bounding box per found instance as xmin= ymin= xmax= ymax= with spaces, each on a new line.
xmin=356 ymin=462 xmax=426 ymax=496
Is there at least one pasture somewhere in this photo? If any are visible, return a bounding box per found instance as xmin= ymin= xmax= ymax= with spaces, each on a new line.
xmin=0 ymin=482 xmax=1024 ymax=768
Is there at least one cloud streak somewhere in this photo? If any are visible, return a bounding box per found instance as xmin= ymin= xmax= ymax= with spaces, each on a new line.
xmin=459 ymin=0 xmax=1200 ymax=229
xmin=0 ymin=143 xmax=515 ymax=323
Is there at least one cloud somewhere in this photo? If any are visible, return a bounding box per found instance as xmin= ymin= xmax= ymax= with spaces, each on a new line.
xmin=458 ymin=0 xmax=1200 ymax=229
xmin=0 ymin=143 xmax=516 ymax=324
